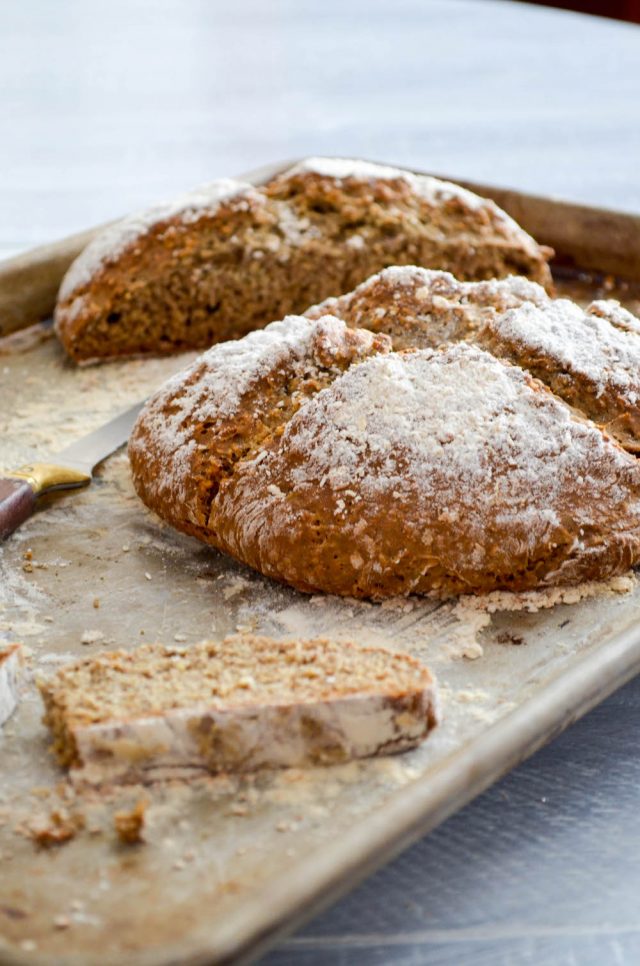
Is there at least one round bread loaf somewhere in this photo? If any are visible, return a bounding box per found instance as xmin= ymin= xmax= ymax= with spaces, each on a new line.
xmin=54 ymin=158 xmax=552 ymax=363
xmin=129 ymin=308 xmax=640 ymax=599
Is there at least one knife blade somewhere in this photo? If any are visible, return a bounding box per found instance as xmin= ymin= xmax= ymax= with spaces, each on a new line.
xmin=0 ymin=399 xmax=145 ymax=540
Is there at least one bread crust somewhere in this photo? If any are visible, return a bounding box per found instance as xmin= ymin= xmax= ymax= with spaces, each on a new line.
xmin=54 ymin=159 xmax=552 ymax=363
xmin=307 ymin=266 xmax=640 ymax=453
xmin=129 ymin=301 xmax=640 ymax=599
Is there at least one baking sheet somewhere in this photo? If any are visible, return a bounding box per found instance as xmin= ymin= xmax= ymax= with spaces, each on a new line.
xmin=2 ymin=162 xmax=640 ymax=966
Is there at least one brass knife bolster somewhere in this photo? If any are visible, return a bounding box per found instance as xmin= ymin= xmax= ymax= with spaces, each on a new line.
xmin=7 ymin=462 xmax=91 ymax=495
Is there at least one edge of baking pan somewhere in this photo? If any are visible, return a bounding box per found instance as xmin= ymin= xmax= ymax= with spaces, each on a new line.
xmin=3 ymin=616 xmax=640 ymax=966
xmin=196 ymin=619 xmax=640 ymax=965
xmin=2 ymin=156 xmax=640 ymax=338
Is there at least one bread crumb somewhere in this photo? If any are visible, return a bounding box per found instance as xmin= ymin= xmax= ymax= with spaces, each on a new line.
xmin=26 ymin=808 xmax=84 ymax=849
xmin=93 ymin=598 xmax=100 ymax=609
xmin=53 ymin=914 xmax=71 ymax=930
xmin=228 ymin=803 xmax=249 ymax=817
xmin=81 ymin=629 xmax=105 ymax=646
xmin=114 ymin=800 xmax=147 ymax=845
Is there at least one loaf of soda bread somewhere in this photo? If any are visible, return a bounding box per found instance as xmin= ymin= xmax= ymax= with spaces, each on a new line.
xmin=307 ymin=266 xmax=640 ymax=452
xmin=54 ymin=158 xmax=552 ymax=363
xmin=0 ymin=644 xmax=23 ymax=727
xmin=129 ymin=306 xmax=640 ymax=599
xmin=37 ymin=635 xmax=439 ymax=784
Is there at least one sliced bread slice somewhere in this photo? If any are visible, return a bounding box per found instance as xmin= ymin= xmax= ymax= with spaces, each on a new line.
xmin=0 ymin=643 xmax=23 ymax=727
xmin=37 ymin=635 xmax=439 ymax=785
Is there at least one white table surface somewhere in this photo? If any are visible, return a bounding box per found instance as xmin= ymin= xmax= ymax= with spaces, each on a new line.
xmin=2 ymin=1 xmax=640 ymax=963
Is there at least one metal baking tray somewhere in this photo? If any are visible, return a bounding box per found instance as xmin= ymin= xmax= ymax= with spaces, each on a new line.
xmin=2 ymin=160 xmax=640 ymax=966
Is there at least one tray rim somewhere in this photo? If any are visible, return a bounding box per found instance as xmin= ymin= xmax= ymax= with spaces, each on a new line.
xmin=3 ymin=157 xmax=640 ymax=966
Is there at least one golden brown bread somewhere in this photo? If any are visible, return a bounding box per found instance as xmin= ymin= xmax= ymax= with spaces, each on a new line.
xmin=54 ymin=158 xmax=552 ymax=363
xmin=307 ymin=266 xmax=640 ymax=452
xmin=38 ymin=635 xmax=439 ymax=782
xmin=129 ymin=300 xmax=640 ymax=599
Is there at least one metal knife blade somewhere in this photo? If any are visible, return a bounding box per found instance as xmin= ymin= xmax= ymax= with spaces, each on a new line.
xmin=53 ymin=399 xmax=146 ymax=477
xmin=0 ymin=399 xmax=145 ymax=540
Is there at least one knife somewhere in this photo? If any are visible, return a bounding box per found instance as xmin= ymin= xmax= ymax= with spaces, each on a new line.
xmin=0 ymin=400 xmax=144 ymax=540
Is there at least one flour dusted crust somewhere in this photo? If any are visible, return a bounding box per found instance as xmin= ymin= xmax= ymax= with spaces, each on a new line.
xmin=306 ymin=265 xmax=550 ymax=349
xmin=0 ymin=644 xmax=23 ymax=727
xmin=128 ymin=314 xmax=391 ymax=540
xmin=307 ymin=266 xmax=640 ymax=452
xmin=54 ymin=158 xmax=552 ymax=363
xmin=130 ymin=301 xmax=640 ymax=598
xmin=37 ymin=636 xmax=439 ymax=785
xmin=213 ymin=345 xmax=640 ymax=597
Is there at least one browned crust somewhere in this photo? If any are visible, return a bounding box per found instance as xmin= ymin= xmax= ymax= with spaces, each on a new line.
xmin=306 ymin=268 xmax=640 ymax=454
xmin=128 ymin=318 xmax=391 ymax=540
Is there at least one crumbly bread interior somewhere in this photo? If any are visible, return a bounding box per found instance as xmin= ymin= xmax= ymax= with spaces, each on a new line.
xmin=54 ymin=160 xmax=552 ymax=363
xmin=38 ymin=635 xmax=434 ymax=767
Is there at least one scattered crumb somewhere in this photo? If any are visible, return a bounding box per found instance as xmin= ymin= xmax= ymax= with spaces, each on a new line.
xmin=228 ymin=803 xmax=249 ymax=817
xmin=122 ymin=545 xmax=130 ymax=552
xmin=114 ymin=800 xmax=147 ymax=845
xmin=144 ymin=572 xmax=152 ymax=581
xmin=93 ymin=598 xmax=100 ymax=609
xmin=81 ymin=629 xmax=105 ymax=646
xmin=23 ymin=549 xmax=33 ymax=561
xmin=173 ymin=633 xmax=187 ymax=642
xmin=26 ymin=808 xmax=85 ymax=849
xmin=456 ymin=689 xmax=490 ymax=704
xmin=53 ymin=914 xmax=71 ymax=930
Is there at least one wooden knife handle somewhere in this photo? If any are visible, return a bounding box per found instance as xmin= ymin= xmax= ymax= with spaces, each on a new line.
xmin=0 ymin=477 xmax=36 ymax=540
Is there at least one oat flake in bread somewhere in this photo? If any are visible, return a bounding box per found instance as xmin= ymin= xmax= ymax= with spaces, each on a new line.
xmin=129 ymin=313 xmax=640 ymax=599
xmin=307 ymin=266 xmax=640 ymax=453
xmin=54 ymin=158 xmax=552 ymax=363
xmin=37 ymin=635 xmax=439 ymax=785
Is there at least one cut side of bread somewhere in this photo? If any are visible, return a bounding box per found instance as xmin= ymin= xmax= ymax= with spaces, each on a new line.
xmin=307 ymin=266 xmax=640 ymax=453
xmin=37 ymin=636 xmax=439 ymax=785
xmin=54 ymin=158 xmax=553 ymax=363
xmin=0 ymin=644 xmax=23 ymax=727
